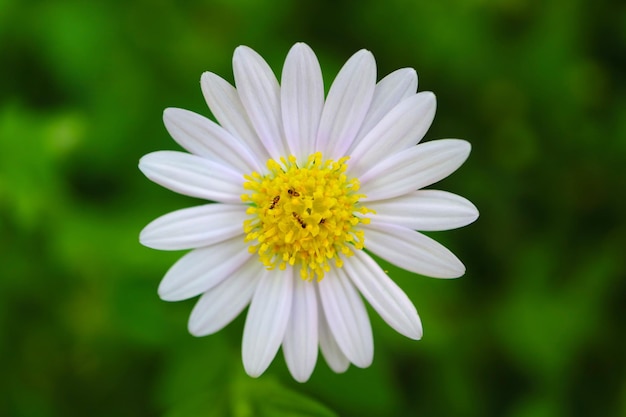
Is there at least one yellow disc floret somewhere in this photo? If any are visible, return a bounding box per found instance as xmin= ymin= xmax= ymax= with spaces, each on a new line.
xmin=241 ymin=153 xmax=373 ymax=280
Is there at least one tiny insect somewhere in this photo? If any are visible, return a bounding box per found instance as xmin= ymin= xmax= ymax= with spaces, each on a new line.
xmin=319 ymin=218 xmax=326 ymax=225
xmin=292 ymin=212 xmax=306 ymax=228
xmin=287 ymin=188 xmax=300 ymax=197
xmin=269 ymin=195 xmax=280 ymax=209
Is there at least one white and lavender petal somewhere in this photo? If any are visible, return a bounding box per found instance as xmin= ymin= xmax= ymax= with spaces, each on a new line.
xmin=348 ymin=92 xmax=436 ymax=177
xmin=344 ymin=251 xmax=423 ymax=340
xmin=316 ymin=50 xmax=376 ymax=160
xmin=282 ymin=275 xmax=319 ymax=383
xmin=363 ymin=222 xmax=466 ymax=278
xmin=201 ymin=72 xmax=270 ymax=162
xmin=140 ymin=203 xmax=247 ymax=250
xmin=233 ymin=46 xmax=288 ymax=159
xmin=365 ymin=190 xmax=479 ymax=231
xmin=187 ymin=256 xmax=261 ymax=336
xmin=242 ymin=267 xmax=294 ymax=377
xmin=317 ymin=298 xmax=350 ymax=373
xmin=360 ymin=139 xmax=471 ymax=201
xmin=318 ymin=269 xmax=373 ymax=368
xmin=139 ymin=151 xmax=244 ymax=204
xmin=281 ymin=43 xmax=324 ymax=163
xmin=351 ymin=67 xmax=418 ymax=147
xmin=158 ymin=236 xmax=253 ymax=302
xmin=163 ymin=107 xmax=263 ymax=173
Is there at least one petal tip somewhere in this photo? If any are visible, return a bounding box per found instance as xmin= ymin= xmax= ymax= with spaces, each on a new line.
xmin=243 ymin=355 xmax=267 ymax=378
xmin=200 ymin=71 xmax=222 ymax=89
xmin=420 ymin=90 xmax=436 ymax=101
xmin=234 ymin=45 xmax=255 ymax=60
xmin=244 ymin=368 xmax=263 ymax=378
xmin=348 ymin=49 xmax=375 ymax=68
xmin=445 ymin=139 xmax=472 ymax=164
xmin=468 ymin=206 xmax=480 ymax=224
xmin=457 ymin=139 xmax=472 ymax=153
xmin=290 ymin=369 xmax=313 ymax=383
xmin=138 ymin=227 xmax=151 ymax=247
xmin=163 ymin=107 xmax=178 ymax=120
xmin=157 ymin=285 xmax=176 ymax=302
xmin=448 ymin=260 xmax=467 ymax=278
xmin=187 ymin=319 xmax=206 ymax=337
xmin=187 ymin=323 xmax=201 ymax=337
xmin=352 ymin=355 xmax=373 ymax=369
xmin=290 ymin=41 xmax=311 ymax=52
xmin=137 ymin=154 xmax=152 ymax=173
xmin=332 ymin=365 xmax=349 ymax=374
xmin=157 ymin=272 xmax=188 ymax=302
xmin=398 ymin=67 xmax=417 ymax=77
xmin=408 ymin=323 xmax=424 ymax=340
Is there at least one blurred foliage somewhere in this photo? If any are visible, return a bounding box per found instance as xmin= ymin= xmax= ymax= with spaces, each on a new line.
xmin=1 ymin=0 xmax=625 ymax=416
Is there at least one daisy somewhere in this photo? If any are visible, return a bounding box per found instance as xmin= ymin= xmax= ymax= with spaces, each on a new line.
xmin=139 ymin=43 xmax=478 ymax=382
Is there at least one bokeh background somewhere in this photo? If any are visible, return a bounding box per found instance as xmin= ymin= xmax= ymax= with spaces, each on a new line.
xmin=1 ymin=0 xmax=625 ymax=416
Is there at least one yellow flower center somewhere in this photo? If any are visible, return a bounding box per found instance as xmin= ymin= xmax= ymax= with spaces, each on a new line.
xmin=241 ymin=153 xmax=373 ymax=280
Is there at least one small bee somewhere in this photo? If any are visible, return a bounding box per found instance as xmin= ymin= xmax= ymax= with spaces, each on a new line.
xmin=292 ymin=212 xmax=306 ymax=229
xmin=287 ymin=188 xmax=300 ymax=197
xmin=269 ymin=195 xmax=280 ymax=209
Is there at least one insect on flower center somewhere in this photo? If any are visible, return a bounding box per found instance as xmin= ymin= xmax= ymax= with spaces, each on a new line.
xmin=241 ymin=153 xmax=373 ymax=280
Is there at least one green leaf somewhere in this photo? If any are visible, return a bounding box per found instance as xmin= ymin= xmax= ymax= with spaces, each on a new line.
xmin=237 ymin=377 xmax=338 ymax=417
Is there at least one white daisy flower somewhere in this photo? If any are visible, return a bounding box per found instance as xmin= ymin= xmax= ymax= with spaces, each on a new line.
xmin=139 ymin=43 xmax=478 ymax=382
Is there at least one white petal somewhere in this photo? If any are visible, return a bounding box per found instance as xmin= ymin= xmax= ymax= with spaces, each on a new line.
xmin=366 ymin=190 xmax=479 ymax=231
xmin=201 ymin=72 xmax=271 ymax=162
xmin=343 ymin=251 xmax=422 ymax=340
xmin=360 ymin=139 xmax=471 ymax=201
xmin=163 ymin=108 xmax=263 ymax=173
xmin=363 ymin=222 xmax=466 ymax=278
xmin=233 ymin=46 xmax=287 ymax=160
xmin=318 ymin=269 xmax=373 ymax=368
xmin=157 ymin=236 xmax=252 ymax=301
xmin=317 ymin=297 xmax=350 ymax=373
xmin=140 ymin=204 xmax=247 ymax=250
xmin=282 ymin=277 xmax=318 ymax=383
xmin=188 ymin=256 xmax=262 ymax=336
xmin=281 ymin=43 xmax=324 ymax=162
xmin=351 ymin=68 xmax=418 ymax=149
xmin=139 ymin=151 xmax=243 ymax=204
xmin=316 ymin=50 xmax=376 ymax=159
xmin=348 ymin=92 xmax=436 ymax=177
xmin=242 ymin=267 xmax=294 ymax=377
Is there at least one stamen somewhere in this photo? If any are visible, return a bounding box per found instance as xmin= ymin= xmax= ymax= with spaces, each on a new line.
xmin=241 ymin=153 xmax=374 ymax=280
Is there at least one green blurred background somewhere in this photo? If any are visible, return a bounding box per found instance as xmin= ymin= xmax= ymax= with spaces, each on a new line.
xmin=1 ymin=0 xmax=625 ymax=416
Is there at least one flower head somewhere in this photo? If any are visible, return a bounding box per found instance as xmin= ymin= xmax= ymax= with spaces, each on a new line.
xmin=139 ymin=43 xmax=478 ymax=382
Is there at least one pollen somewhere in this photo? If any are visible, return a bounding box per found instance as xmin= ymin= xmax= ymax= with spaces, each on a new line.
xmin=241 ymin=153 xmax=373 ymax=280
